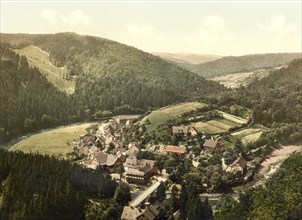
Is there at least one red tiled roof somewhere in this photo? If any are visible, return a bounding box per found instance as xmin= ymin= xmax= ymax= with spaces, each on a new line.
xmin=165 ymin=146 xmax=187 ymax=154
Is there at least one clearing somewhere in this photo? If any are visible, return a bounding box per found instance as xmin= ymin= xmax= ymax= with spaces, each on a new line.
xmin=217 ymin=111 xmax=248 ymax=125
xmin=231 ymin=125 xmax=268 ymax=143
xmin=191 ymin=119 xmax=240 ymax=134
xmin=140 ymin=102 xmax=206 ymax=132
xmin=14 ymin=45 xmax=75 ymax=94
xmin=10 ymin=123 xmax=95 ymax=158
xmin=210 ymin=66 xmax=283 ymax=89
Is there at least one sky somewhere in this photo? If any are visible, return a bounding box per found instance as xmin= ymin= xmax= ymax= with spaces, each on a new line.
xmin=1 ymin=1 xmax=301 ymax=56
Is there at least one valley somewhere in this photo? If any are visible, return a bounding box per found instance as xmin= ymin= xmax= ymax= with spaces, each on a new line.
xmin=0 ymin=32 xmax=301 ymax=220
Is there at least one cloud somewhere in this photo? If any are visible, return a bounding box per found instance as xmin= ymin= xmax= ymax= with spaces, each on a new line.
xmin=127 ymin=22 xmax=155 ymax=38
xmin=125 ymin=22 xmax=167 ymax=51
xmin=258 ymin=15 xmax=298 ymax=34
xmin=41 ymin=9 xmax=57 ymax=24
xmin=197 ymin=15 xmax=235 ymax=47
xmin=60 ymin=10 xmax=92 ymax=26
xmin=41 ymin=10 xmax=92 ymax=27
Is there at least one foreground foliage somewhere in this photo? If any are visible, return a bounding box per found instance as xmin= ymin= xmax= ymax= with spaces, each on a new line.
xmin=0 ymin=150 xmax=117 ymax=219
xmin=214 ymin=152 xmax=302 ymax=220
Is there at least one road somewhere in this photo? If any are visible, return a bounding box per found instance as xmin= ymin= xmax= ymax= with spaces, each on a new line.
xmin=130 ymin=177 xmax=167 ymax=207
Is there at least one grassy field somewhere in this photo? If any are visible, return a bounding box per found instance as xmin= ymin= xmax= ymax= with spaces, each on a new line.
xmin=159 ymin=102 xmax=206 ymax=116
xmin=231 ymin=125 xmax=268 ymax=143
xmin=10 ymin=123 xmax=95 ymax=158
xmin=217 ymin=111 xmax=248 ymax=124
xmin=140 ymin=102 xmax=206 ymax=132
xmin=15 ymin=45 xmax=75 ymax=94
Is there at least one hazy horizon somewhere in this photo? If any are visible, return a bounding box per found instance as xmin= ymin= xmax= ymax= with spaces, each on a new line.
xmin=1 ymin=1 xmax=301 ymax=56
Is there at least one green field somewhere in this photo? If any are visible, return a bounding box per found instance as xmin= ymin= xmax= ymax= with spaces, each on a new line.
xmin=231 ymin=126 xmax=268 ymax=143
xmin=10 ymin=123 xmax=95 ymax=158
xmin=15 ymin=45 xmax=75 ymax=94
xmin=191 ymin=118 xmax=241 ymax=134
xmin=140 ymin=102 xmax=206 ymax=132
xmin=159 ymin=102 xmax=206 ymax=116
xmin=217 ymin=111 xmax=248 ymax=124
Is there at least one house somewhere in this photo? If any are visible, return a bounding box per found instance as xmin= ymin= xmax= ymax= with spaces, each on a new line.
xmin=121 ymin=203 xmax=159 ymax=220
xmin=124 ymin=157 xmax=157 ymax=184
xmin=203 ymin=139 xmax=224 ymax=154
xmin=188 ymin=127 xmax=198 ymax=136
xmin=80 ymin=132 xmax=96 ymax=144
xmin=129 ymin=145 xmax=140 ymax=156
xmin=229 ymin=155 xmax=247 ymax=175
xmin=172 ymin=125 xmax=188 ymax=135
xmin=165 ymin=145 xmax=187 ymax=156
xmin=115 ymin=115 xmax=131 ymax=125
xmin=93 ymin=153 xmax=124 ymax=173
xmin=78 ymin=145 xmax=89 ymax=157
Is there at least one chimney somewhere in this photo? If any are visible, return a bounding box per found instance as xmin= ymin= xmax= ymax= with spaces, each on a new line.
xmin=145 ymin=202 xmax=151 ymax=209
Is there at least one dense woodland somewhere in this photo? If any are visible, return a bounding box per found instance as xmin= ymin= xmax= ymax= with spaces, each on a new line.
xmin=0 ymin=33 xmax=225 ymax=143
xmin=187 ymin=53 xmax=301 ymax=78
xmin=0 ymin=46 xmax=80 ymax=143
xmin=214 ymin=152 xmax=302 ymax=220
xmin=0 ymin=149 xmax=117 ymax=219
xmin=210 ymin=59 xmax=302 ymax=147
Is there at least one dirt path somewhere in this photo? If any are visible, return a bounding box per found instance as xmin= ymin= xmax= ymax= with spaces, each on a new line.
xmin=259 ymin=145 xmax=302 ymax=174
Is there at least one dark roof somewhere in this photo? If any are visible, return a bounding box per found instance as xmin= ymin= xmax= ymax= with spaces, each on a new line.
xmin=231 ymin=156 xmax=247 ymax=169
xmin=95 ymin=153 xmax=118 ymax=166
xmin=203 ymin=139 xmax=218 ymax=149
xmin=172 ymin=125 xmax=188 ymax=134
xmin=121 ymin=205 xmax=159 ymax=220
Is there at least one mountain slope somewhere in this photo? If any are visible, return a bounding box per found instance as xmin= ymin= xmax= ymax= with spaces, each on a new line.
xmin=152 ymin=52 xmax=221 ymax=64
xmin=1 ymin=33 xmax=225 ymax=110
xmin=188 ymin=53 xmax=301 ymax=78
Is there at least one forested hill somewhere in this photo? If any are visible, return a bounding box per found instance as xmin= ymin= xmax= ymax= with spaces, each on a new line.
xmin=0 ymin=33 xmax=225 ymax=107
xmin=188 ymin=53 xmax=301 ymax=78
xmin=0 ymin=33 xmax=225 ymax=143
xmin=212 ymin=58 xmax=302 ymax=146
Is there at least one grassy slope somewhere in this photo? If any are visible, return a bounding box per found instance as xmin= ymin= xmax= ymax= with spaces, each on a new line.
xmin=231 ymin=125 xmax=268 ymax=143
xmin=190 ymin=112 xmax=245 ymax=134
xmin=140 ymin=102 xmax=206 ymax=132
xmin=14 ymin=45 xmax=75 ymax=94
xmin=10 ymin=123 xmax=94 ymax=158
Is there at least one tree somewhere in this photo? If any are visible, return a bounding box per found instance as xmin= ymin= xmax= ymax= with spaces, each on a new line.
xmin=179 ymin=183 xmax=188 ymax=219
xmin=164 ymin=159 xmax=177 ymax=174
xmin=113 ymin=182 xmax=131 ymax=207
xmin=156 ymin=181 xmax=166 ymax=202
xmin=210 ymin=172 xmax=222 ymax=191
xmin=170 ymin=185 xmax=179 ymax=212
xmin=155 ymin=155 xmax=167 ymax=174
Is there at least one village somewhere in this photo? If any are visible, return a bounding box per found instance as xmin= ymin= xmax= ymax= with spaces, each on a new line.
xmin=74 ymin=114 xmax=258 ymax=220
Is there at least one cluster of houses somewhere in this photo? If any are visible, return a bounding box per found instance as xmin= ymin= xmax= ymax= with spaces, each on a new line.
xmin=76 ymin=121 xmax=249 ymax=182
xmin=74 ymin=119 xmax=253 ymax=219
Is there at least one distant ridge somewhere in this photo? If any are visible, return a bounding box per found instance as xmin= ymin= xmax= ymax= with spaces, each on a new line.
xmin=152 ymin=52 xmax=222 ymax=64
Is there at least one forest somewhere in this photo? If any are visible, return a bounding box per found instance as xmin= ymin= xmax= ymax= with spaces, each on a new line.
xmin=0 ymin=149 xmax=118 ymax=219
xmin=214 ymin=152 xmax=302 ymax=220
xmin=0 ymin=33 xmax=225 ymax=144
xmin=188 ymin=53 xmax=301 ymax=78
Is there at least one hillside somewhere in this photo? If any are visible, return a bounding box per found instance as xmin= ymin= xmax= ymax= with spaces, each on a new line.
xmin=1 ymin=32 xmax=225 ymax=110
xmin=188 ymin=53 xmax=301 ymax=78
xmin=0 ymin=33 xmax=226 ymax=143
xmin=152 ymin=52 xmax=221 ymax=64
xmin=14 ymin=45 xmax=75 ymax=94
xmin=210 ymin=66 xmax=283 ymax=88
xmin=0 ymin=46 xmax=79 ymax=144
